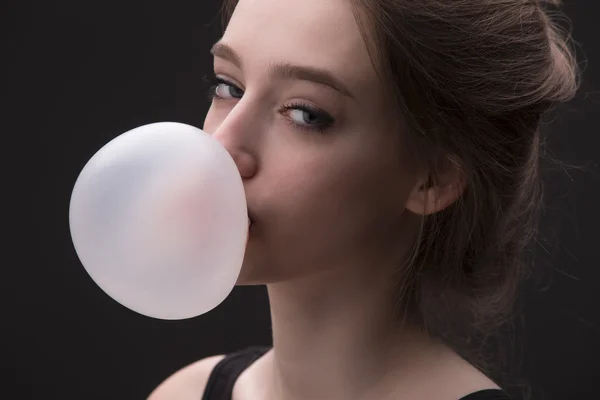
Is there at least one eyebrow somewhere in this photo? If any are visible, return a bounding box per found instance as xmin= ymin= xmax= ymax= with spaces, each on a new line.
xmin=210 ymin=41 xmax=355 ymax=99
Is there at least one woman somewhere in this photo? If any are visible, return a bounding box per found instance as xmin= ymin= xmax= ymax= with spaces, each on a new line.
xmin=150 ymin=0 xmax=579 ymax=398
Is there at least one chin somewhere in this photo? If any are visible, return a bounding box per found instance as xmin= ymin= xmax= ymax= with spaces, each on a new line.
xmin=235 ymin=268 xmax=278 ymax=286
xmin=235 ymin=258 xmax=266 ymax=286
xmin=234 ymin=258 xmax=295 ymax=286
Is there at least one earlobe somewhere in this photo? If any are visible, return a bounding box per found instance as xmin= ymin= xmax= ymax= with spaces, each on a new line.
xmin=405 ymin=167 xmax=467 ymax=216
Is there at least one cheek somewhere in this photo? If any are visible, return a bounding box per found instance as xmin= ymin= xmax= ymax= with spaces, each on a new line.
xmin=202 ymin=105 xmax=219 ymax=133
xmin=266 ymin=148 xmax=411 ymax=264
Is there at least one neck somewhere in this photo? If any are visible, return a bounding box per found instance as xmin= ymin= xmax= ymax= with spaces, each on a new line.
xmin=261 ymin=255 xmax=443 ymax=400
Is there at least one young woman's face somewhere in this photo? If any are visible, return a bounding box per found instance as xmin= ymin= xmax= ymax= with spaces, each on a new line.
xmin=204 ymin=0 xmax=423 ymax=284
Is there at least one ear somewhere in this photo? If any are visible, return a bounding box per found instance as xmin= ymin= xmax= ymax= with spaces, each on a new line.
xmin=405 ymin=156 xmax=467 ymax=216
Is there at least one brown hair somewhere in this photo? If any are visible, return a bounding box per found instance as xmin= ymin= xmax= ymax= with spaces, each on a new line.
xmin=219 ymin=0 xmax=579 ymax=386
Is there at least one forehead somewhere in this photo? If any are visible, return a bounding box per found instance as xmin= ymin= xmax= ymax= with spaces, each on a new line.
xmin=221 ymin=0 xmax=375 ymax=89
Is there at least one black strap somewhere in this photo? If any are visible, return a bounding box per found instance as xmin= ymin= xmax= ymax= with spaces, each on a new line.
xmin=459 ymin=389 xmax=512 ymax=400
xmin=201 ymin=347 xmax=270 ymax=400
xmin=201 ymin=347 xmax=509 ymax=400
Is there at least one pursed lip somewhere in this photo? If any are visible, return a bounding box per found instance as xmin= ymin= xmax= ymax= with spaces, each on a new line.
xmin=248 ymin=211 xmax=255 ymax=229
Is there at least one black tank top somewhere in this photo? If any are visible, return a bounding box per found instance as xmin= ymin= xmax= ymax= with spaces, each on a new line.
xmin=201 ymin=347 xmax=513 ymax=400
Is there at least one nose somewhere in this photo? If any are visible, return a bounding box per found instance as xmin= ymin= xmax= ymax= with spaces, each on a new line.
xmin=210 ymin=106 xmax=259 ymax=180
xmin=224 ymin=148 xmax=256 ymax=179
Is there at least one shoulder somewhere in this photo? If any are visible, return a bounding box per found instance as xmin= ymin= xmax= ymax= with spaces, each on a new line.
xmin=147 ymin=354 xmax=226 ymax=400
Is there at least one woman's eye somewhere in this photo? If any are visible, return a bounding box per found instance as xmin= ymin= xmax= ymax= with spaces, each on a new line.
xmin=217 ymin=82 xmax=244 ymax=99
xmin=288 ymin=109 xmax=323 ymax=125
xmin=282 ymin=103 xmax=335 ymax=133
xmin=208 ymin=77 xmax=244 ymax=100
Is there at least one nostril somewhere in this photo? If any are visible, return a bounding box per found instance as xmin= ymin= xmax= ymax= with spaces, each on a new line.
xmin=230 ymin=150 xmax=258 ymax=179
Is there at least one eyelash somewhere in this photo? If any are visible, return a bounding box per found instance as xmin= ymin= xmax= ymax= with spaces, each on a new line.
xmin=204 ymin=75 xmax=335 ymax=134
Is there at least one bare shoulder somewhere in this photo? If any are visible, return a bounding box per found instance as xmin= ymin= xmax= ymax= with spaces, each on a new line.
xmin=147 ymin=354 xmax=226 ymax=400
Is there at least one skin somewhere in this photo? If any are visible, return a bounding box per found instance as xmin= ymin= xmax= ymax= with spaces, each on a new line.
xmin=150 ymin=0 xmax=497 ymax=399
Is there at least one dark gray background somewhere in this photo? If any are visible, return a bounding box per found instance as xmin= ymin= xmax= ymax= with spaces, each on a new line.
xmin=4 ymin=1 xmax=599 ymax=399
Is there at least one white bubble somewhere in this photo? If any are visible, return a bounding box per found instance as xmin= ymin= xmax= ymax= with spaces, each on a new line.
xmin=69 ymin=122 xmax=248 ymax=320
